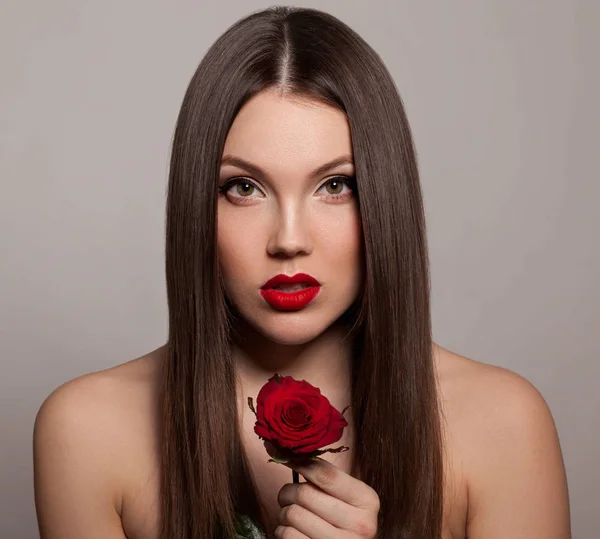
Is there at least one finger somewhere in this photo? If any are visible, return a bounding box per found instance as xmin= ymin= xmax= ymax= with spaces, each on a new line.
xmin=283 ymin=457 xmax=379 ymax=511
xmin=277 ymin=502 xmax=343 ymax=539
xmin=278 ymin=482 xmax=359 ymax=530
xmin=274 ymin=525 xmax=310 ymax=539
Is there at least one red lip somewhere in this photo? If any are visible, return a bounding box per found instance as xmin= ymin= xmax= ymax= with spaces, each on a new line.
xmin=261 ymin=273 xmax=320 ymax=289
xmin=260 ymin=273 xmax=321 ymax=311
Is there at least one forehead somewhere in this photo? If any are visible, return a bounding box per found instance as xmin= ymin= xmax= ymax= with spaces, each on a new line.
xmin=222 ymin=89 xmax=353 ymax=171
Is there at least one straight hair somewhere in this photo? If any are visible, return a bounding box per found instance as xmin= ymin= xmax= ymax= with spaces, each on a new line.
xmin=161 ymin=5 xmax=445 ymax=538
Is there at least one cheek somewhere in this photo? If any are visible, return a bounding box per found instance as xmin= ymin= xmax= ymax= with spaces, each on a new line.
xmin=320 ymin=211 xmax=362 ymax=266
xmin=217 ymin=216 xmax=264 ymax=281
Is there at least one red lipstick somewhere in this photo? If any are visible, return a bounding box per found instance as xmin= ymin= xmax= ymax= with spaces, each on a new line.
xmin=260 ymin=273 xmax=321 ymax=311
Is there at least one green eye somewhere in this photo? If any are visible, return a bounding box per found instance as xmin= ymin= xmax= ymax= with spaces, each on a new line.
xmin=218 ymin=178 xmax=261 ymax=199
xmin=234 ymin=181 xmax=256 ymax=197
xmin=318 ymin=176 xmax=356 ymax=199
xmin=325 ymin=179 xmax=344 ymax=194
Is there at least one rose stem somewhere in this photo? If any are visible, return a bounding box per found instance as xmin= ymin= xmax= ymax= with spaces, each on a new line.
xmin=292 ymin=470 xmax=300 ymax=484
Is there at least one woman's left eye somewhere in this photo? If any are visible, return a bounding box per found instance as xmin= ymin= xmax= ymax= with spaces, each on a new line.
xmin=317 ymin=176 xmax=356 ymax=199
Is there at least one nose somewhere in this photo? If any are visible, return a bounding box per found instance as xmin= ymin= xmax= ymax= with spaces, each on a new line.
xmin=266 ymin=203 xmax=313 ymax=258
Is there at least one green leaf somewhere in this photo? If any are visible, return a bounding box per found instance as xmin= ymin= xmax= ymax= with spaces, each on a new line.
xmin=247 ymin=397 xmax=256 ymax=415
xmin=268 ymin=373 xmax=284 ymax=384
xmin=267 ymin=455 xmax=290 ymax=464
xmin=311 ymin=445 xmax=350 ymax=457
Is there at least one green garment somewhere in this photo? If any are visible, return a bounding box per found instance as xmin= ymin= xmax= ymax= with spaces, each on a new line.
xmin=234 ymin=513 xmax=267 ymax=539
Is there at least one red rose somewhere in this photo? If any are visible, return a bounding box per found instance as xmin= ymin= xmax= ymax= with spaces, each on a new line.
xmin=248 ymin=373 xmax=350 ymax=462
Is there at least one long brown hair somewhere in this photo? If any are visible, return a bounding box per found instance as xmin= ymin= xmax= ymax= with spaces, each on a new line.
xmin=161 ymin=6 xmax=444 ymax=538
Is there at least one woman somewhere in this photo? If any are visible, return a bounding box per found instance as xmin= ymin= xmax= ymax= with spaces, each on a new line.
xmin=33 ymin=6 xmax=571 ymax=539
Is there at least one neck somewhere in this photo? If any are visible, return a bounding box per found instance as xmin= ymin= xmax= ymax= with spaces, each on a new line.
xmin=231 ymin=319 xmax=354 ymax=404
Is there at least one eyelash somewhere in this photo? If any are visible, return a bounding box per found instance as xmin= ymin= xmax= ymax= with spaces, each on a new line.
xmin=218 ymin=176 xmax=357 ymax=205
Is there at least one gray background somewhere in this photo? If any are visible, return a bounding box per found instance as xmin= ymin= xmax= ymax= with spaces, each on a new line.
xmin=1 ymin=1 xmax=598 ymax=537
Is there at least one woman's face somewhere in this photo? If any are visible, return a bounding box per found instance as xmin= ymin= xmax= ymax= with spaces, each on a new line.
xmin=217 ymin=88 xmax=363 ymax=345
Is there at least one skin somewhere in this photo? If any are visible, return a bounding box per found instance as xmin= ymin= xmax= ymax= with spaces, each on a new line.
xmin=33 ymin=89 xmax=571 ymax=539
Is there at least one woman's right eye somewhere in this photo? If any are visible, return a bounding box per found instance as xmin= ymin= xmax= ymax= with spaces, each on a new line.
xmin=218 ymin=178 xmax=263 ymax=202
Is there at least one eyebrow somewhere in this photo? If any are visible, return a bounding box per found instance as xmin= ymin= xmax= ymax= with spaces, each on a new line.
xmin=220 ymin=154 xmax=354 ymax=180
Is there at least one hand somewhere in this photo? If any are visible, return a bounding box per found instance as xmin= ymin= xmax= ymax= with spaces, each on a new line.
xmin=275 ymin=457 xmax=380 ymax=538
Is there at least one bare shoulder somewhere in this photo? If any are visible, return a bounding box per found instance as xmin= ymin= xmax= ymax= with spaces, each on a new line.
xmin=434 ymin=344 xmax=571 ymax=538
xmin=34 ymin=345 xmax=164 ymax=463
xmin=434 ymin=342 xmax=551 ymax=418
xmin=33 ymin=346 xmax=165 ymax=538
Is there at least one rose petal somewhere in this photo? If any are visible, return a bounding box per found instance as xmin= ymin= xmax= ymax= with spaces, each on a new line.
xmin=281 ymin=400 xmax=311 ymax=427
xmin=252 ymin=375 xmax=349 ymax=455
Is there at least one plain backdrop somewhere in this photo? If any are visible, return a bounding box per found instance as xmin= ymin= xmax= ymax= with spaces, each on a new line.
xmin=1 ymin=0 xmax=598 ymax=537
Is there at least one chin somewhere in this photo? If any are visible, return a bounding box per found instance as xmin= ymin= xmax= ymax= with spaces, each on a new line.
xmin=234 ymin=304 xmax=348 ymax=346
xmin=249 ymin=313 xmax=328 ymax=345
xmin=225 ymin=289 xmax=360 ymax=346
